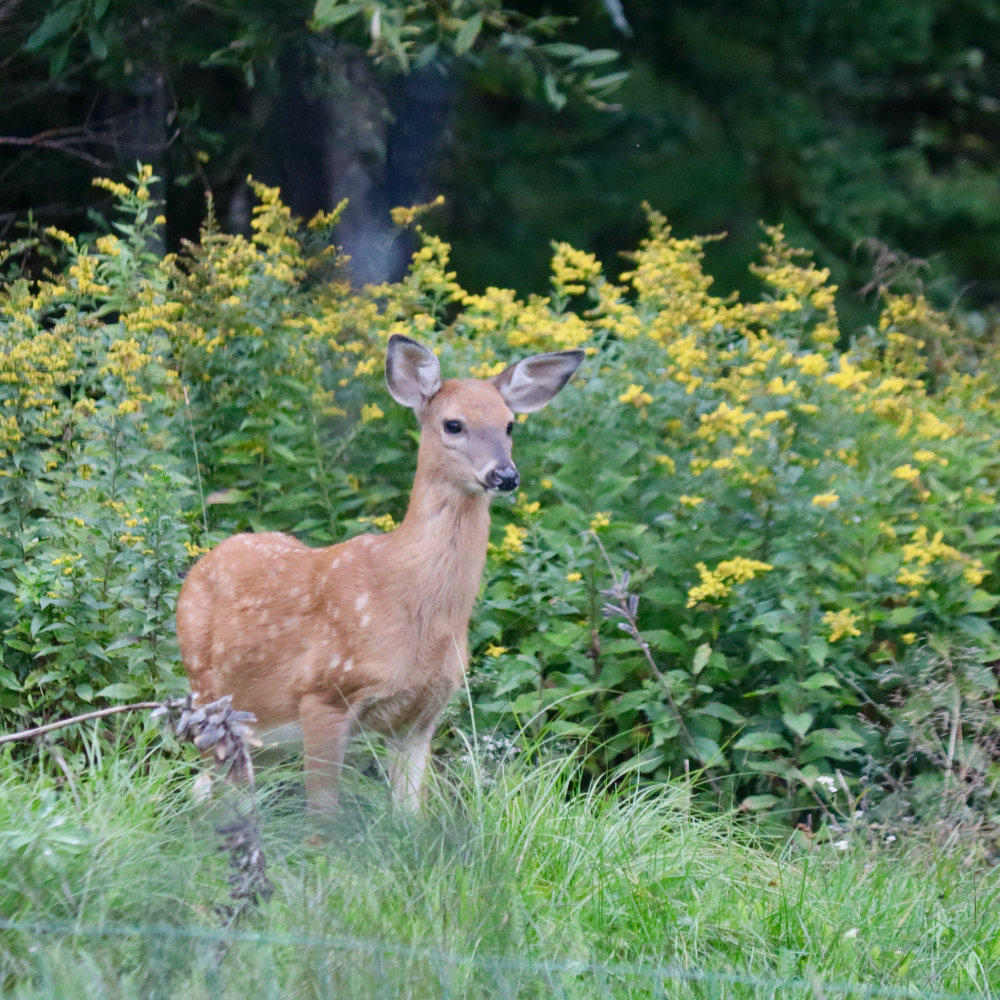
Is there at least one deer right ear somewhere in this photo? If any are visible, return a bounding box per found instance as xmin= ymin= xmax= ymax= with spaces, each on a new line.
xmin=492 ymin=349 xmax=584 ymax=413
xmin=385 ymin=335 xmax=443 ymax=411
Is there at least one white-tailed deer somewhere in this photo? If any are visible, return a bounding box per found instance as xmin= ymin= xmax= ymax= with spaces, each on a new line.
xmin=177 ymin=334 xmax=583 ymax=812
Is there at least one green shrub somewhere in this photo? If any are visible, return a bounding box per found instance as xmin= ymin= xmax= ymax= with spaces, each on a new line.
xmin=2 ymin=173 xmax=998 ymax=829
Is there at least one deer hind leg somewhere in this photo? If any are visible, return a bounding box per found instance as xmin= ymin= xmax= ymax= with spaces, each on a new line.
xmin=387 ymin=723 xmax=436 ymax=811
xmin=299 ymin=693 xmax=354 ymax=815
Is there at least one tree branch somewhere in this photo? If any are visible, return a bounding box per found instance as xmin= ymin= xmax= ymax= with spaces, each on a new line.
xmin=0 ymin=125 xmax=117 ymax=168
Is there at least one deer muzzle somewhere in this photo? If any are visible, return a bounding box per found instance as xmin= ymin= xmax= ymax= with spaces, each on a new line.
xmin=484 ymin=464 xmax=520 ymax=493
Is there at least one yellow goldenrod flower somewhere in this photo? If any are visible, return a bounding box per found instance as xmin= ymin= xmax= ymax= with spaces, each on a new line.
xmin=565 ymin=572 xmax=582 ymax=583
xmin=470 ymin=360 xmax=507 ymax=379
xmin=92 ymin=176 xmax=131 ymax=199
xmin=891 ymin=464 xmax=920 ymax=483
xmin=618 ymin=383 xmax=653 ymax=407
xmin=686 ymin=557 xmax=773 ymax=608
xmin=697 ymin=400 xmax=753 ymax=441
xmin=484 ymin=643 xmax=508 ymax=658
xmin=823 ymin=608 xmax=862 ymax=642
xmin=795 ymin=353 xmax=829 ymax=377
xmin=825 ymin=357 xmax=873 ymax=392
xmin=361 ymin=403 xmax=384 ymax=422
xmin=896 ymin=566 xmax=928 ymax=591
xmin=44 ymin=226 xmax=77 ymax=246
xmin=515 ymin=496 xmax=541 ymax=517
xmin=686 ymin=564 xmax=730 ymax=607
xmin=716 ymin=557 xmax=774 ymax=583
xmin=589 ymin=511 xmax=612 ymax=531
xmin=811 ymin=493 xmax=839 ymax=509
xmin=390 ymin=195 xmax=445 ymax=228
xmin=551 ymin=241 xmax=602 ymax=297
xmin=765 ymin=376 xmax=798 ymax=396
xmin=500 ymin=523 xmax=528 ymax=555
xmin=915 ymin=410 xmax=956 ymax=441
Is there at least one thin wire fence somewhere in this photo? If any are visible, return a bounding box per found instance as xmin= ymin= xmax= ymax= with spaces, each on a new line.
xmin=1 ymin=916 xmax=994 ymax=1000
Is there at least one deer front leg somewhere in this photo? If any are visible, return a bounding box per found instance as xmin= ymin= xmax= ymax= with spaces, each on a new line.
xmin=299 ymin=694 xmax=353 ymax=814
xmin=387 ymin=723 xmax=436 ymax=811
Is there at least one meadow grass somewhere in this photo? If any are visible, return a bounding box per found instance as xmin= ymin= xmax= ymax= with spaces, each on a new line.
xmin=1 ymin=729 xmax=997 ymax=999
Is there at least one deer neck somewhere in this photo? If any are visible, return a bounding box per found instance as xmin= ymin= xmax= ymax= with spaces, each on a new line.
xmin=388 ymin=465 xmax=492 ymax=626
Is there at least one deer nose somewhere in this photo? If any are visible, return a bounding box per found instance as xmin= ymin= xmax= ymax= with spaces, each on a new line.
xmin=485 ymin=464 xmax=520 ymax=493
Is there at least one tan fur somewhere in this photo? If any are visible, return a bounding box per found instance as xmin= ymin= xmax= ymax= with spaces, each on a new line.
xmin=176 ymin=336 xmax=582 ymax=812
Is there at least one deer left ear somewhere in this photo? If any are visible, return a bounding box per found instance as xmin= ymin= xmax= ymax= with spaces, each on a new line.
xmin=492 ymin=349 xmax=585 ymax=413
xmin=385 ymin=335 xmax=443 ymax=411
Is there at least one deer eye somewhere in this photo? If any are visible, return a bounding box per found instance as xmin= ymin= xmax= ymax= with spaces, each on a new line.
xmin=506 ymin=421 xmax=514 ymax=436
xmin=443 ymin=419 xmax=464 ymax=435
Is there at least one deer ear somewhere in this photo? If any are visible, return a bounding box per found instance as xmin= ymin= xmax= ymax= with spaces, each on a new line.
xmin=385 ymin=335 xmax=443 ymax=410
xmin=492 ymin=349 xmax=584 ymax=413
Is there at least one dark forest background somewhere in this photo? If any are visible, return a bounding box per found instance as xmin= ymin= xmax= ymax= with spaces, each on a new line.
xmin=3 ymin=0 xmax=999 ymax=323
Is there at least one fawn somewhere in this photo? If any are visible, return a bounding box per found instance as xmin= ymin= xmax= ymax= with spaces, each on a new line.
xmin=176 ymin=334 xmax=583 ymax=812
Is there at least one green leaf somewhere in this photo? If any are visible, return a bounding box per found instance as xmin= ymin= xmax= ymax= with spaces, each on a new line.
xmin=734 ymin=731 xmax=791 ymax=752
xmin=641 ymin=629 xmax=682 ymax=652
xmin=542 ymin=72 xmax=567 ymax=111
xmin=740 ymin=794 xmax=780 ymax=812
xmin=800 ymin=672 xmax=839 ymax=691
xmin=583 ymin=71 xmax=631 ymax=93
xmin=691 ymin=643 xmax=711 ymax=675
xmin=806 ymin=636 xmax=829 ymax=667
xmin=965 ymin=589 xmax=1000 ymax=614
xmin=311 ymin=1 xmax=363 ymax=28
xmin=103 ymin=636 xmax=138 ymax=653
xmin=568 ymin=48 xmax=620 ymax=68
xmin=25 ymin=1 xmax=82 ymax=52
xmin=801 ymin=727 xmax=864 ymax=762
xmin=782 ymin=711 xmax=814 ymax=739
xmin=539 ymin=42 xmax=589 ymax=60
xmin=87 ymin=26 xmax=108 ymax=60
xmin=887 ymin=605 xmax=920 ymax=625
xmin=0 ymin=669 xmax=22 ymax=692
xmin=751 ymin=637 xmax=791 ymax=663
xmin=696 ymin=701 xmax=745 ymax=724
xmin=691 ymin=735 xmax=724 ymax=767
xmin=955 ymin=615 xmax=997 ymax=642
xmin=453 ymin=12 xmax=483 ymax=55
xmin=95 ymin=682 xmax=142 ymax=701
xmin=752 ymin=609 xmax=795 ymax=634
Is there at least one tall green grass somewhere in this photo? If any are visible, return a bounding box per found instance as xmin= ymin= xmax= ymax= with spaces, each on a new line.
xmin=1 ymin=731 xmax=997 ymax=999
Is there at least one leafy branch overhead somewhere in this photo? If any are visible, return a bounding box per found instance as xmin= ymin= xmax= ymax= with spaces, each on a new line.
xmin=310 ymin=0 xmax=628 ymax=108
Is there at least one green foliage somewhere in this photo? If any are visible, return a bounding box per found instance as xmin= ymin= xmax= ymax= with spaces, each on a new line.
xmin=1 ymin=168 xmax=194 ymax=723
xmin=3 ymin=173 xmax=999 ymax=831
xmin=310 ymin=0 xmax=627 ymax=108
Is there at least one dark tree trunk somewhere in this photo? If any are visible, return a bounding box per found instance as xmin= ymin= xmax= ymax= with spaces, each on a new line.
xmin=256 ymin=38 xmax=452 ymax=285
